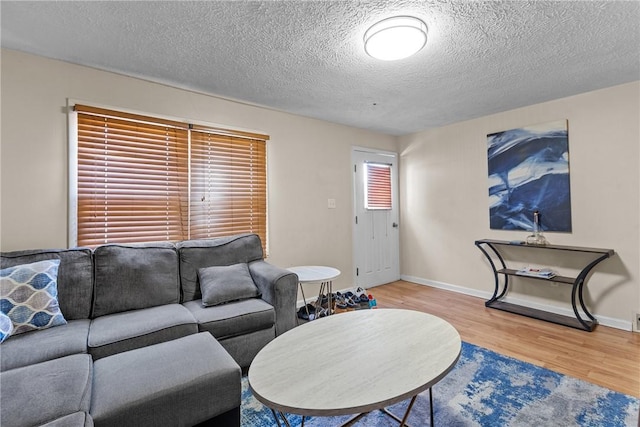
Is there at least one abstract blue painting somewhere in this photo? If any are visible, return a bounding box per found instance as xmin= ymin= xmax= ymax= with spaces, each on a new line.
xmin=488 ymin=120 xmax=572 ymax=232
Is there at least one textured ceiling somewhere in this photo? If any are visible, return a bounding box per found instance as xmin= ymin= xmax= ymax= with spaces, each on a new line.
xmin=2 ymin=1 xmax=639 ymax=135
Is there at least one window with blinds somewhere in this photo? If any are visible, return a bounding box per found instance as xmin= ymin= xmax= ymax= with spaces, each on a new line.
xmin=74 ymin=105 xmax=268 ymax=249
xmin=190 ymin=129 xmax=267 ymax=241
xmin=364 ymin=162 xmax=392 ymax=210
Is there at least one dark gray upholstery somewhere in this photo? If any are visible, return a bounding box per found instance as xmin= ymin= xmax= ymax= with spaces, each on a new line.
xmin=88 ymin=304 xmax=198 ymax=360
xmin=1 ymin=233 xmax=295 ymax=427
xmin=39 ymin=413 xmax=93 ymax=427
xmin=0 ymin=354 xmax=92 ymax=427
xmin=90 ymin=333 xmax=241 ymax=427
xmin=92 ymin=244 xmax=180 ymax=317
xmin=177 ymin=234 xmax=264 ymax=301
xmin=184 ymin=298 xmax=274 ymax=340
xmin=248 ymin=260 xmax=298 ymax=335
xmin=198 ymin=263 xmax=260 ymax=307
xmin=217 ymin=327 xmax=277 ymax=369
xmin=0 ymin=319 xmax=90 ymax=372
xmin=0 ymin=248 xmax=93 ymax=320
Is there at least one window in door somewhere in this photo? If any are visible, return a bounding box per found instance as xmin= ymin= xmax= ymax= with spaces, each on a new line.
xmin=364 ymin=162 xmax=392 ymax=210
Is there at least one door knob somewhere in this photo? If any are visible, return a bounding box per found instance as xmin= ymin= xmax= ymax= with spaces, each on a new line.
xmin=392 ymin=222 xmax=398 ymax=228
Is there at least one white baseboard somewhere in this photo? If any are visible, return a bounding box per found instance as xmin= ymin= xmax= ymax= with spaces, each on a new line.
xmin=400 ymin=274 xmax=633 ymax=332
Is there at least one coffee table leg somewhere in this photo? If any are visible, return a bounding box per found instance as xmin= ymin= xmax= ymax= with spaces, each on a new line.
xmin=338 ymin=412 xmax=369 ymax=426
xmin=429 ymin=387 xmax=434 ymax=426
xmin=270 ymin=408 xmax=294 ymax=427
xmin=380 ymin=394 xmax=417 ymax=427
xmin=400 ymin=394 xmax=418 ymax=426
xmin=381 ymin=387 xmax=436 ymax=427
xmin=326 ymin=391 xmax=428 ymax=427
xmin=316 ymin=282 xmax=326 ymax=313
xmin=298 ymin=282 xmax=310 ymax=323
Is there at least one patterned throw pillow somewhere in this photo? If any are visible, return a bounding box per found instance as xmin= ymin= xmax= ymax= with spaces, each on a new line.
xmin=0 ymin=311 xmax=13 ymax=343
xmin=0 ymin=259 xmax=67 ymax=335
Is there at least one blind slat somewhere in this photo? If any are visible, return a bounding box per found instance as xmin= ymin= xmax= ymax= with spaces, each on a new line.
xmin=76 ymin=109 xmax=267 ymax=250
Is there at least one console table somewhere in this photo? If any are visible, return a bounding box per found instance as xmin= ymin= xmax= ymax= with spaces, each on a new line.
xmin=474 ymin=239 xmax=614 ymax=332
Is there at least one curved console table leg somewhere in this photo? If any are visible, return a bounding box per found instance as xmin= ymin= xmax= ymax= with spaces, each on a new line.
xmin=577 ymin=280 xmax=597 ymax=323
xmin=571 ymin=279 xmax=592 ymax=331
xmin=571 ymin=253 xmax=609 ymax=330
xmin=475 ymin=242 xmax=509 ymax=304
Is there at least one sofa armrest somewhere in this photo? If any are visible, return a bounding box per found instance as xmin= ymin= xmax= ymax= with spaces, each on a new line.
xmin=248 ymin=261 xmax=297 ymax=336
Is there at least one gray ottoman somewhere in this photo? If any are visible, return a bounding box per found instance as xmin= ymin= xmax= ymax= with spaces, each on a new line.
xmin=90 ymin=332 xmax=241 ymax=427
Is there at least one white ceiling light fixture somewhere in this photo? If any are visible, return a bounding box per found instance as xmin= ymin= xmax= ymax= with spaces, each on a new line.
xmin=364 ymin=16 xmax=428 ymax=61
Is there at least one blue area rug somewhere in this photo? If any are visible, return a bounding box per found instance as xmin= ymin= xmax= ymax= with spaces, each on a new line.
xmin=241 ymin=341 xmax=639 ymax=426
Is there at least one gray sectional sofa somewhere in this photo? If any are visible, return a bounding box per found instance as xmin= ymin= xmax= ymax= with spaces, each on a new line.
xmin=0 ymin=233 xmax=298 ymax=427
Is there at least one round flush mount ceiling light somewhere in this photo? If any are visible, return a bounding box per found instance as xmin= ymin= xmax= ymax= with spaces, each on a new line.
xmin=364 ymin=16 xmax=428 ymax=61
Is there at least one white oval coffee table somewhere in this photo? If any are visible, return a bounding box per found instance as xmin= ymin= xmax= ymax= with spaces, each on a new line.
xmin=248 ymin=309 xmax=461 ymax=426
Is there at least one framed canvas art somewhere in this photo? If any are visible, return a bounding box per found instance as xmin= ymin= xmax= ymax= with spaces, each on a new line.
xmin=487 ymin=120 xmax=572 ymax=232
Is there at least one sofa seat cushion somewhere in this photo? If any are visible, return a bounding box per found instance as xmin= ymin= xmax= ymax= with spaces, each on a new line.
xmin=90 ymin=332 xmax=241 ymax=427
xmin=1 ymin=319 xmax=90 ymax=372
xmin=0 ymin=354 xmax=92 ymax=427
xmin=183 ymin=298 xmax=275 ymax=340
xmin=39 ymin=412 xmax=93 ymax=427
xmin=88 ymin=304 xmax=197 ymax=360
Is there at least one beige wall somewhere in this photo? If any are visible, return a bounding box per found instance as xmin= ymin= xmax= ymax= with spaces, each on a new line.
xmin=0 ymin=49 xmax=397 ymax=294
xmin=398 ymin=82 xmax=640 ymax=330
xmin=2 ymin=49 xmax=639 ymax=329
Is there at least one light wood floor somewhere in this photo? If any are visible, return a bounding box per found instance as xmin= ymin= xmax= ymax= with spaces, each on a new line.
xmin=371 ymin=280 xmax=640 ymax=398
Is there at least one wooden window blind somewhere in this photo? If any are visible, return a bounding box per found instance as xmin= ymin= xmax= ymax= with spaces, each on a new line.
xmin=74 ymin=105 xmax=267 ymax=249
xmin=365 ymin=163 xmax=392 ymax=210
xmin=190 ymin=130 xmax=267 ymax=245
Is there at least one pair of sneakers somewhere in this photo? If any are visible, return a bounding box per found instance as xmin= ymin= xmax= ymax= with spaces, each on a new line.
xmin=297 ymin=302 xmax=331 ymax=321
xmin=335 ymin=287 xmax=368 ymax=309
xmin=353 ymin=287 xmax=369 ymax=303
xmin=296 ymin=303 xmax=316 ymax=321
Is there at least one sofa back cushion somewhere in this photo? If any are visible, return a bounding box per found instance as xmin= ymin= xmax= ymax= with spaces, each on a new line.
xmin=177 ymin=234 xmax=264 ymax=302
xmin=92 ymin=243 xmax=179 ymax=318
xmin=0 ymin=248 xmax=93 ymax=320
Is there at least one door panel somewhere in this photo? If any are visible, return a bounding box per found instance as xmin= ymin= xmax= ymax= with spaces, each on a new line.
xmin=352 ymin=148 xmax=399 ymax=287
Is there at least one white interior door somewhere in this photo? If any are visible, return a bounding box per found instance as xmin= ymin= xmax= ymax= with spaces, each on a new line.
xmin=352 ymin=147 xmax=400 ymax=288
